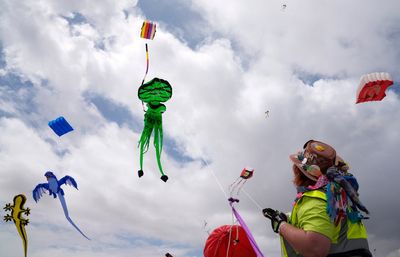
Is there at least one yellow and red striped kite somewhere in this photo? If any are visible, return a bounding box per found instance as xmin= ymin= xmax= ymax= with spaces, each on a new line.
xmin=140 ymin=21 xmax=156 ymax=40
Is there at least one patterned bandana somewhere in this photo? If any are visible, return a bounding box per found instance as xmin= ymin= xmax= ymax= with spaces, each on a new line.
xmin=294 ymin=167 xmax=369 ymax=225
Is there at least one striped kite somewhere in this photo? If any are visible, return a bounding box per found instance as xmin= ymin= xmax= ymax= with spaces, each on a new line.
xmin=140 ymin=20 xmax=157 ymax=85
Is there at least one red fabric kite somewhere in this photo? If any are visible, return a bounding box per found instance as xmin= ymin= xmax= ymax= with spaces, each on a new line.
xmin=356 ymin=72 xmax=393 ymax=104
xmin=229 ymin=167 xmax=254 ymax=196
xmin=204 ymin=225 xmax=257 ymax=257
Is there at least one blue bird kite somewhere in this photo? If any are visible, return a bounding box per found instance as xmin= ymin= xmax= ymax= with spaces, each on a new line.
xmin=32 ymin=171 xmax=90 ymax=240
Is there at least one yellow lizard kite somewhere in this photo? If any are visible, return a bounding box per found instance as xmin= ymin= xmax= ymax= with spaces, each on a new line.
xmin=4 ymin=194 xmax=30 ymax=257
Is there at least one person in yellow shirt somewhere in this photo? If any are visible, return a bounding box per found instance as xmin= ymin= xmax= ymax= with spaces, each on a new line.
xmin=263 ymin=140 xmax=371 ymax=257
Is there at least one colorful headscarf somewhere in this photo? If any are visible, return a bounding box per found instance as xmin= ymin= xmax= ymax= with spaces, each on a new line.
xmin=295 ymin=167 xmax=369 ymax=225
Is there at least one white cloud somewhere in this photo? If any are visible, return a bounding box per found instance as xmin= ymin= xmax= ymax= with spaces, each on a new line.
xmin=1 ymin=0 xmax=400 ymax=257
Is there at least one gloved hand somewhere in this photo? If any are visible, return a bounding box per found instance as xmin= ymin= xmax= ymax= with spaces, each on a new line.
xmin=262 ymin=208 xmax=288 ymax=233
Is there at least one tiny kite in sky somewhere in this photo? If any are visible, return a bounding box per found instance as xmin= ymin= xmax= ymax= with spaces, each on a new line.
xmin=140 ymin=20 xmax=157 ymax=85
xmin=32 ymin=171 xmax=90 ymax=240
xmin=48 ymin=116 xmax=74 ymax=136
xmin=229 ymin=167 xmax=254 ymax=196
xmin=356 ymin=72 xmax=393 ymax=104
xmin=138 ymin=78 xmax=172 ymax=182
xmin=203 ymin=220 xmax=210 ymax=235
xmin=3 ymin=194 xmax=30 ymax=257
xmin=204 ymin=224 xmax=258 ymax=257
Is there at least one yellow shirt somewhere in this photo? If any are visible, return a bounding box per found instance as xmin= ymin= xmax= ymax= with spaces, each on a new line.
xmin=293 ymin=195 xmax=335 ymax=241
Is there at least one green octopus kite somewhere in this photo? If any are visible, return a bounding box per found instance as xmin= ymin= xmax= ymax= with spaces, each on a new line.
xmin=138 ymin=77 xmax=172 ymax=182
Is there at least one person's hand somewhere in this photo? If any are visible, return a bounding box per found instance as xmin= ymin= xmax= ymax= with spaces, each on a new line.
xmin=262 ymin=208 xmax=288 ymax=233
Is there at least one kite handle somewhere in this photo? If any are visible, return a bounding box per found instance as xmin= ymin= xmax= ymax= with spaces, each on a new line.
xmin=228 ymin=197 xmax=239 ymax=203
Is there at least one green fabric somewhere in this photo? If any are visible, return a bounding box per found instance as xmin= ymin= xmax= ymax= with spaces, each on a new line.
xmin=138 ymin=78 xmax=172 ymax=104
xmin=137 ymin=78 xmax=172 ymax=178
xmin=292 ymin=195 xmax=335 ymax=241
xmin=138 ymin=104 xmax=166 ymax=175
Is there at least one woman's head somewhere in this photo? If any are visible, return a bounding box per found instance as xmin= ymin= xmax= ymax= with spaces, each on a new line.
xmin=290 ymin=140 xmax=341 ymax=182
xmin=292 ymin=164 xmax=315 ymax=187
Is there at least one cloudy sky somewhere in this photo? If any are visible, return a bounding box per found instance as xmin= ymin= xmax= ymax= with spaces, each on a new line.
xmin=0 ymin=0 xmax=399 ymax=257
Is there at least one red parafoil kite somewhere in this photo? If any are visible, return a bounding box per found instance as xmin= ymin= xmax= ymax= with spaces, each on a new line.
xmin=204 ymin=225 xmax=257 ymax=257
xmin=356 ymin=72 xmax=393 ymax=104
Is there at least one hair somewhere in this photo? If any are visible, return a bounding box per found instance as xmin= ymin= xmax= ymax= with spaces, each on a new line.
xmin=292 ymin=164 xmax=315 ymax=187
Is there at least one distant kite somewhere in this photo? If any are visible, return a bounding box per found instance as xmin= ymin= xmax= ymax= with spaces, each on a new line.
xmin=3 ymin=194 xmax=30 ymax=257
xmin=356 ymin=72 xmax=393 ymax=104
xmin=32 ymin=171 xmax=90 ymax=240
xmin=138 ymin=78 xmax=172 ymax=182
xmin=48 ymin=116 xmax=74 ymax=136
xmin=229 ymin=167 xmax=254 ymax=196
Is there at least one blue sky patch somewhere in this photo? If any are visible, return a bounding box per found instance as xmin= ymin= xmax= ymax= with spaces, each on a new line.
xmin=293 ymin=71 xmax=323 ymax=86
xmin=0 ymin=44 xmax=5 ymax=68
xmin=0 ymin=71 xmax=34 ymax=90
xmin=0 ymin=71 xmax=37 ymax=116
xmin=293 ymin=66 xmax=344 ymax=86
xmin=62 ymin=12 xmax=88 ymax=26
xmin=388 ymin=81 xmax=400 ymax=95
xmin=163 ymin=136 xmax=194 ymax=164
xmin=136 ymin=0 xmax=251 ymax=70
xmin=85 ymin=92 xmax=195 ymax=164
xmin=84 ymin=92 xmax=141 ymax=131
xmin=137 ymin=0 xmax=208 ymax=49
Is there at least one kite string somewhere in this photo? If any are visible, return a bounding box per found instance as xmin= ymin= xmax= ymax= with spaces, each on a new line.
xmin=200 ymin=150 xmax=262 ymax=210
xmin=242 ymin=188 xmax=263 ymax=211
xmin=226 ymin=210 xmax=240 ymax=257
xmin=190 ymin=134 xmax=262 ymax=206
xmin=192 ymin=141 xmax=267 ymax=257
xmin=201 ymin=157 xmax=228 ymax=199
xmin=226 ymin=213 xmax=234 ymax=257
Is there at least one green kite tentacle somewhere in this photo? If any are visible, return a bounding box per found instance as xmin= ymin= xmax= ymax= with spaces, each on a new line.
xmin=153 ymin=125 xmax=165 ymax=176
xmin=138 ymin=104 xmax=166 ymax=178
xmin=139 ymin=112 xmax=155 ymax=152
xmin=137 ymin=78 xmax=172 ymax=182
xmin=138 ymin=111 xmax=155 ymax=174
